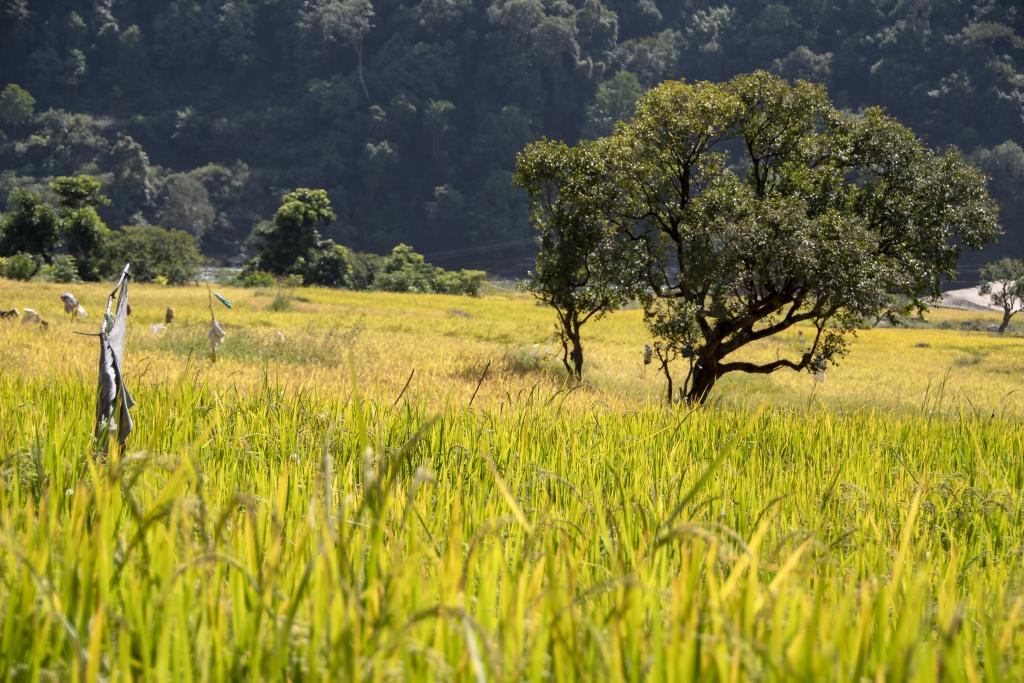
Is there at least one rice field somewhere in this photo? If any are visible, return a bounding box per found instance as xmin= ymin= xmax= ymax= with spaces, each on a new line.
xmin=1 ymin=279 xmax=1023 ymax=681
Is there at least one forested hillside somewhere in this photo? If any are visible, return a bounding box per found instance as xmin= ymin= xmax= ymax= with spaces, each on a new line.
xmin=1 ymin=0 xmax=1022 ymax=275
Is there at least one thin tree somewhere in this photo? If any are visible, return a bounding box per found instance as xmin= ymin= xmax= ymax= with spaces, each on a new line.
xmin=979 ymin=258 xmax=1024 ymax=333
xmin=515 ymin=138 xmax=642 ymax=380
xmin=301 ymin=0 xmax=374 ymax=102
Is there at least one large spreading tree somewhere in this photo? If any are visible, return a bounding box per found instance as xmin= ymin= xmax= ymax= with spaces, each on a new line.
xmin=517 ymin=71 xmax=1000 ymax=402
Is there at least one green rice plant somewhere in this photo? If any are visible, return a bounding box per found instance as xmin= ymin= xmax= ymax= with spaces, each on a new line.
xmin=2 ymin=280 xmax=1024 ymax=680
xmin=1 ymin=367 xmax=1023 ymax=681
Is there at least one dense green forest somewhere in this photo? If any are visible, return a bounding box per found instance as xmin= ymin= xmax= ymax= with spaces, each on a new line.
xmin=1 ymin=0 xmax=1022 ymax=277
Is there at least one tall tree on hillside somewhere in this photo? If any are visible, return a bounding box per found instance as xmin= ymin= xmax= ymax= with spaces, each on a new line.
xmin=975 ymin=141 xmax=1024 ymax=255
xmin=300 ymin=0 xmax=375 ymax=101
xmin=519 ymin=72 xmax=1001 ymax=403
xmin=979 ymin=258 xmax=1024 ymax=333
xmin=0 ymin=83 xmax=34 ymax=137
xmin=158 ymin=173 xmax=215 ymax=241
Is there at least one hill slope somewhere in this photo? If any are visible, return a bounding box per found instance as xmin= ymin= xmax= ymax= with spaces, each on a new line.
xmin=1 ymin=0 xmax=1022 ymax=272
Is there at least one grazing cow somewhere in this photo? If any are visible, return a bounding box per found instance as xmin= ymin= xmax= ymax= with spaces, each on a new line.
xmin=0 ymin=308 xmax=17 ymax=320
xmin=165 ymin=306 xmax=175 ymax=324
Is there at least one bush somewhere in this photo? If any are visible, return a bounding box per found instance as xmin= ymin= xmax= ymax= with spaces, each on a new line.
xmin=373 ymin=244 xmax=485 ymax=296
xmin=35 ymin=254 xmax=81 ymax=283
xmin=1 ymin=252 xmax=39 ymax=280
xmin=349 ymin=251 xmax=384 ymax=290
xmin=302 ymin=241 xmax=353 ymax=288
xmin=103 ymin=225 xmax=202 ymax=284
xmin=235 ymin=268 xmax=276 ymax=288
xmin=436 ymin=269 xmax=486 ymax=296
xmin=374 ymin=244 xmax=438 ymax=293
xmin=240 ymin=242 xmax=484 ymax=295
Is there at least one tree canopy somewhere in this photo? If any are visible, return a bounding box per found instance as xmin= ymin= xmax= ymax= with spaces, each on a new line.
xmin=0 ymin=174 xmax=200 ymax=284
xmin=103 ymin=224 xmax=202 ymax=285
xmin=251 ymin=188 xmax=337 ymax=275
xmin=514 ymin=137 xmax=642 ymax=378
xmin=0 ymin=189 xmax=61 ymax=260
xmin=517 ymin=71 xmax=1000 ymax=401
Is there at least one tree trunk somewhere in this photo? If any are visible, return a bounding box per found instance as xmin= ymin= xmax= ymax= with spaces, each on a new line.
xmin=559 ymin=335 xmax=572 ymax=377
xmin=660 ymin=360 xmax=673 ymax=405
xmin=558 ymin=319 xmax=584 ymax=381
xmin=567 ymin=326 xmax=584 ymax=380
xmin=355 ymin=45 xmax=369 ymax=102
xmin=685 ymin=361 xmax=718 ymax=405
xmin=998 ymin=309 xmax=1012 ymax=333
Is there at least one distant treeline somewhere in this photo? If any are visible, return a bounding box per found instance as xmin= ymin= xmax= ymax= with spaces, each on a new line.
xmin=0 ymin=0 xmax=1021 ymax=272
xmin=0 ymin=178 xmax=485 ymax=295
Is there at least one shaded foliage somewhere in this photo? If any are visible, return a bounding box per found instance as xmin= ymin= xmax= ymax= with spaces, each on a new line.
xmin=373 ymin=243 xmax=485 ymax=295
xmin=0 ymin=0 xmax=1018 ymax=270
xmin=102 ymin=224 xmax=202 ymax=284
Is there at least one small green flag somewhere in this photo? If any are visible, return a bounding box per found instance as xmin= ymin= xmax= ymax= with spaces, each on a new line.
xmin=213 ymin=292 xmax=233 ymax=309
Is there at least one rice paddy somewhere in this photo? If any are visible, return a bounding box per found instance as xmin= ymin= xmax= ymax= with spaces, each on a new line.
xmin=1 ymin=279 xmax=1023 ymax=680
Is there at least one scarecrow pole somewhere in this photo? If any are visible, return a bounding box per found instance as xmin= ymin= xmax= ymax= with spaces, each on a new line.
xmin=206 ymin=285 xmax=231 ymax=363
xmin=92 ymin=263 xmax=134 ymax=457
xmin=207 ymin=284 xmax=217 ymax=363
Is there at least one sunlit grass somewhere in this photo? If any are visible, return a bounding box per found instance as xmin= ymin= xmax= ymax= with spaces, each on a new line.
xmin=1 ymin=278 xmax=1023 ymax=680
xmin=2 ymin=278 xmax=1023 ymax=414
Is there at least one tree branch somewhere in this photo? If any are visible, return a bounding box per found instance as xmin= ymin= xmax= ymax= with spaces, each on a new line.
xmin=717 ymin=320 xmax=827 ymax=376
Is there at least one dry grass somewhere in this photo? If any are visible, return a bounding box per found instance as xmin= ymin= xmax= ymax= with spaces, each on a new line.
xmin=2 ymin=279 xmax=1022 ymax=414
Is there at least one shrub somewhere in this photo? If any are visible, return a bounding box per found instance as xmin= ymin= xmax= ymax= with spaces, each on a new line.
xmin=349 ymin=251 xmax=384 ymax=290
xmin=2 ymin=252 xmax=39 ymax=280
xmin=373 ymin=244 xmax=486 ymax=296
xmin=103 ymin=225 xmax=202 ymax=284
xmin=436 ymin=269 xmax=486 ymax=296
xmin=35 ymin=254 xmax=81 ymax=283
xmin=374 ymin=244 xmax=438 ymax=293
xmin=302 ymin=241 xmax=353 ymax=288
xmin=235 ymin=268 xmax=276 ymax=288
